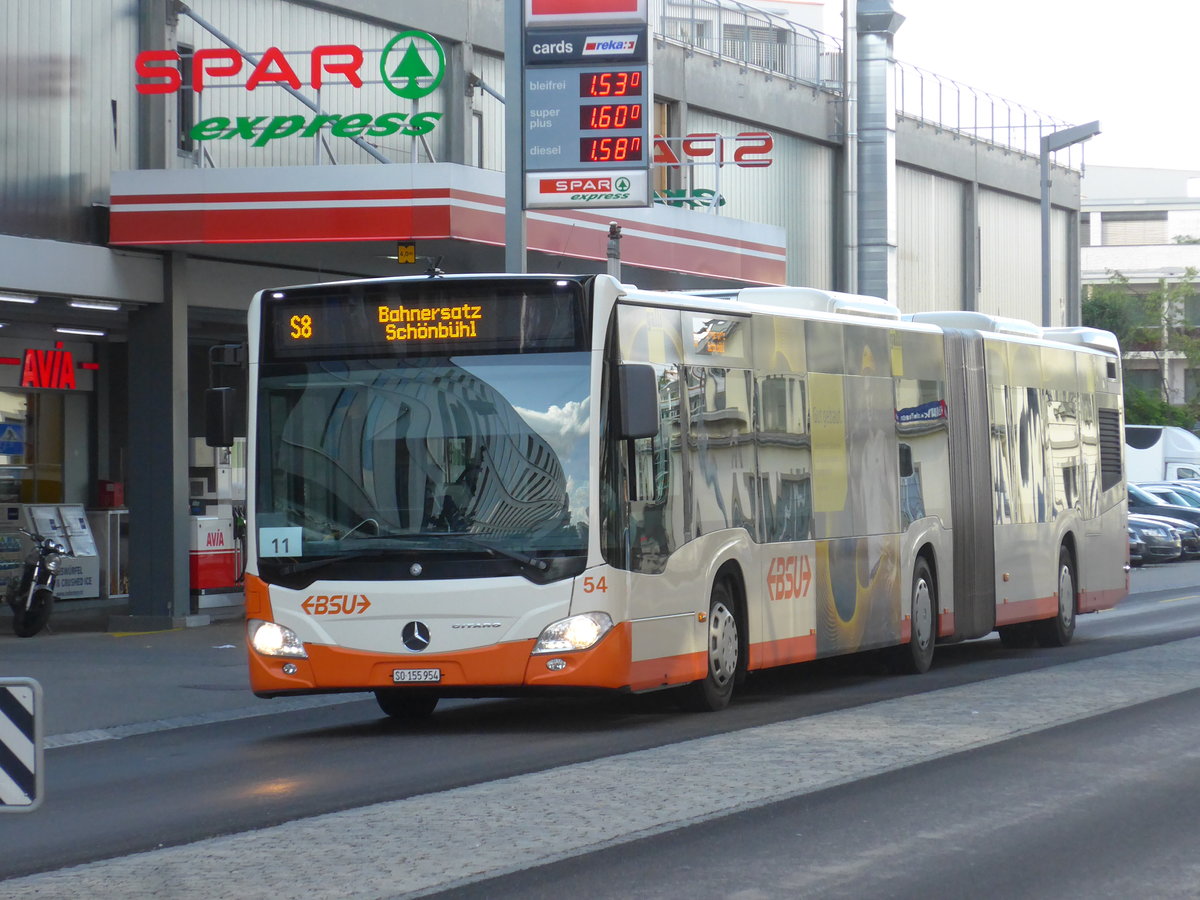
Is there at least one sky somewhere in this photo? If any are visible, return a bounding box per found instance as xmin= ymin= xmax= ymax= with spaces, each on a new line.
xmin=821 ymin=0 xmax=1200 ymax=172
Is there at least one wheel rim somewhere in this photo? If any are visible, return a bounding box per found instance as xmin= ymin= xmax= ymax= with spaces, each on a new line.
xmin=708 ymin=600 xmax=738 ymax=687
xmin=1058 ymin=564 xmax=1075 ymax=627
xmin=913 ymin=576 xmax=933 ymax=650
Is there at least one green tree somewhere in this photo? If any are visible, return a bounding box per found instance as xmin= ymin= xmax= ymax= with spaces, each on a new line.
xmin=1082 ymin=268 xmax=1200 ymax=427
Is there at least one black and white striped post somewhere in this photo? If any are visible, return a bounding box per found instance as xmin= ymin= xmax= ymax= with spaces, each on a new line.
xmin=0 ymin=678 xmax=42 ymax=812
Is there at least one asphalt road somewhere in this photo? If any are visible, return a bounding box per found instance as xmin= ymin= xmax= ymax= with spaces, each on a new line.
xmin=3 ymin=561 xmax=1200 ymax=897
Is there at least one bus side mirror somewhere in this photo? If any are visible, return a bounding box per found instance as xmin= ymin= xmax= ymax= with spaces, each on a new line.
xmin=618 ymin=364 xmax=659 ymax=440
xmin=205 ymin=387 xmax=236 ymax=448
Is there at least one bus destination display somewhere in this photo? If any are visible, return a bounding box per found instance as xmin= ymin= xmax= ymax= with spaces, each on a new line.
xmin=264 ymin=283 xmax=586 ymax=359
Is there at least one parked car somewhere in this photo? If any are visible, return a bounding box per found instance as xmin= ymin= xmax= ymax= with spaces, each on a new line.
xmin=1147 ymin=516 xmax=1200 ymax=559
xmin=1128 ymin=514 xmax=1183 ymax=563
xmin=1127 ymin=483 xmax=1200 ymax=528
xmin=1138 ymin=482 xmax=1200 ymax=509
xmin=1128 ymin=526 xmax=1145 ymax=567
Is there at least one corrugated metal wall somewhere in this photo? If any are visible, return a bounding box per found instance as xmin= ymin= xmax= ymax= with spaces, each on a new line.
xmin=0 ymin=0 xmax=1081 ymax=315
xmin=471 ymin=51 xmax=506 ymax=171
xmin=897 ymin=165 xmax=963 ymax=314
xmin=1 ymin=0 xmax=138 ymax=241
xmin=1051 ymin=205 xmax=1070 ymax=325
xmin=175 ymin=1 xmax=450 ymax=168
xmin=681 ymin=108 xmax=836 ymax=288
xmin=978 ymin=188 xmax=1041 ymax=322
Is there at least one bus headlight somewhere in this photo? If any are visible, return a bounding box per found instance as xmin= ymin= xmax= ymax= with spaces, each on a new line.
xmin=248 ymin=619 xmax=308 ymax=658
xmin=533 ymin=612 xmax=613 ymax=654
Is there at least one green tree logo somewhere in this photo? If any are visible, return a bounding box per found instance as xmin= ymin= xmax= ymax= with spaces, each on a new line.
xmin=615 ymin=177 xmax=631 ymax=193
xmin=381 ymin=31 xmax=446 ymax=99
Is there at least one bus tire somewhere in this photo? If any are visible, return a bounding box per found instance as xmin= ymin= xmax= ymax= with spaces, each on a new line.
xmin=1036 ymin=547 xmax=1076 ymax=648
xmin=682 ymin=578 xmax=740 ymax=712
xmin=894 ymin=557 xmax=936 ymax=674
xmin=374 ymin=689 xmax=439 ymax=720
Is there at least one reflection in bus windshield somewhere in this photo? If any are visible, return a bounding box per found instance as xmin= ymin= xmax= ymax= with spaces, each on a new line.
xmin=256 ymin=353 xmax=590 ymax=558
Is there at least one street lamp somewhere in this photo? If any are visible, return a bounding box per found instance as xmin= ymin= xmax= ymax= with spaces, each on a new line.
xmin=1041 ymin=120 xmax=1100 ymax=326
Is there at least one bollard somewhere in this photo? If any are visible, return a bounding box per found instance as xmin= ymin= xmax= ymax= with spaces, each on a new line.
xmin=0 ymin=677 xmax=43 ymax=812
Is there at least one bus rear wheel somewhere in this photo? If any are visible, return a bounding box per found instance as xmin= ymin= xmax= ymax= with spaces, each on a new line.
xmin=893 ymin=558 xmax=935 ymax=674
xmin=374 ymin=689 xmax=440 ymax=721
xmin=683 ymin=579 xmax=740 ymax=712
xmin=1036 ymin=547 xmax=1076 ymax=647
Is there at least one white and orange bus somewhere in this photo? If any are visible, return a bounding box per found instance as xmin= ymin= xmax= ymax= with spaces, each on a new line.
xmin=218 ymin=273 xmax=1128 ymax=718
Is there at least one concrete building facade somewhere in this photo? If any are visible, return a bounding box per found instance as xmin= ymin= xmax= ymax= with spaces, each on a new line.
xmin=0 ymin=0 xmax=1087 ymax=624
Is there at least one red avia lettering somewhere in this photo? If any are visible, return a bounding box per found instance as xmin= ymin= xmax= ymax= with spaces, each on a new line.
xmin=205 ymin=532 xmax=226 ymax=547
xmin=135 ymin=44 xmax=364 ymax=94
xmin=301 ymin=594 xmax=372 ymax=615
xmin=543 ymin=177 xmax=613 ymax=193
xmin=21 ymin=343 xmax=76 ymax=390
xmin=767 ymin=555 xmax=811 ymax=602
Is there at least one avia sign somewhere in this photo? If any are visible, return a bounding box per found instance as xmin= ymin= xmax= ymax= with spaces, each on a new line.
xmin=134 ymin=31 xmax=447 ymax=147
xmin=17 ymin=343 xmax=99 ymax=390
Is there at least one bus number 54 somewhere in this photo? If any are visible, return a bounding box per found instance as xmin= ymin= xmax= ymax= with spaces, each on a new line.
xmin=582 ymin=576 xmax=608 ymax=593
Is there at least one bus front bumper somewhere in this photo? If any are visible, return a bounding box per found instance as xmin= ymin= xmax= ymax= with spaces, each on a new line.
xmin=247 ymin=621 xmax=636 ymax=697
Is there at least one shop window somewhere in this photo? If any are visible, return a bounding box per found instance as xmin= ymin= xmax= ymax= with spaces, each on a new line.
xmin=0 ymin=392 xmax=65 ymax=504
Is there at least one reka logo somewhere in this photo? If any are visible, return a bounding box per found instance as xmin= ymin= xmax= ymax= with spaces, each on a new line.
xmin=583 ymin=35 xmax=638 ymax=55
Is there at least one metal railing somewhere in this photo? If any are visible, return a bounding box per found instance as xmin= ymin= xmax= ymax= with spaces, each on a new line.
xmin=894 ymin=62 xmax=1082 ymax=167
xmin=650 ymin=0 xmax=1084 ymax=169
xmin=651 ymin=0 xmax=843 ymax=88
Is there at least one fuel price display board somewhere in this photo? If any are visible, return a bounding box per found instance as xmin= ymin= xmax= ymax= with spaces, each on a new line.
xmin=522 ymin=15 xmax=651 ymax=209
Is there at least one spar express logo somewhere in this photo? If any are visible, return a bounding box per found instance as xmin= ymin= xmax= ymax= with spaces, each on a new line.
xmin=540 ymin=175 xmax=634 ymax=202
xmin=134 ymin=31 xmax=447 ymax=146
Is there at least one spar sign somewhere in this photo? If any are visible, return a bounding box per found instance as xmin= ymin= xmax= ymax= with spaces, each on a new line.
xmin=134 ymin=31 xmax=447 ymax=147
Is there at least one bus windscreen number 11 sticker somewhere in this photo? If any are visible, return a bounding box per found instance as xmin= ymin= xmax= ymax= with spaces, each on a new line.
xmin=260 ymin=527 xmax=303 ymax=557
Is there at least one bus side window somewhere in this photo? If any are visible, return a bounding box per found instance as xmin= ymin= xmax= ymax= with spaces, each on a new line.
xmin=628 ymin=364 xmax=683 ymax=572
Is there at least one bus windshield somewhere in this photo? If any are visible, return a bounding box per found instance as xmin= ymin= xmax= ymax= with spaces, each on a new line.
xmin=254 ymin=351 xmax=591 ymax=571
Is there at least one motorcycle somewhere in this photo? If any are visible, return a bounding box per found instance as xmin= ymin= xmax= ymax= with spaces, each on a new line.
xmin=6 ymin=528 xmax=70 ymax=638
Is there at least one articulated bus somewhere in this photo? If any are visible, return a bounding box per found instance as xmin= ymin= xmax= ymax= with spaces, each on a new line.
xmin=222 ymin=274 xmax=1128 ymax=718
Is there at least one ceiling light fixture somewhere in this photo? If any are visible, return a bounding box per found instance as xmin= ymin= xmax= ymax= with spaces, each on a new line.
xmin=69 ymin=300 xmax=121 ymax=312
xmin=56 ymin=327 xmax=107 ymax=337
xmin=0 ymin=294 xmax=37 ymax=305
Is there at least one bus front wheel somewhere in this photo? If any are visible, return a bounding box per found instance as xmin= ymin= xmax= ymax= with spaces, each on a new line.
xmin=683 ymin=579 xmax=740 ymax=712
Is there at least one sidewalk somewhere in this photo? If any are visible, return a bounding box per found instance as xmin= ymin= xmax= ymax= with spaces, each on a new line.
xmin=0 ymin=605 xmax=361 ymax=743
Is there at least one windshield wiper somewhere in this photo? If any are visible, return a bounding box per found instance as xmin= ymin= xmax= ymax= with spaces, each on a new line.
xmin=277 ymin=551 xmax=376 ymax=576
xmin=446 ymin=533 xmax=550 ymax=571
